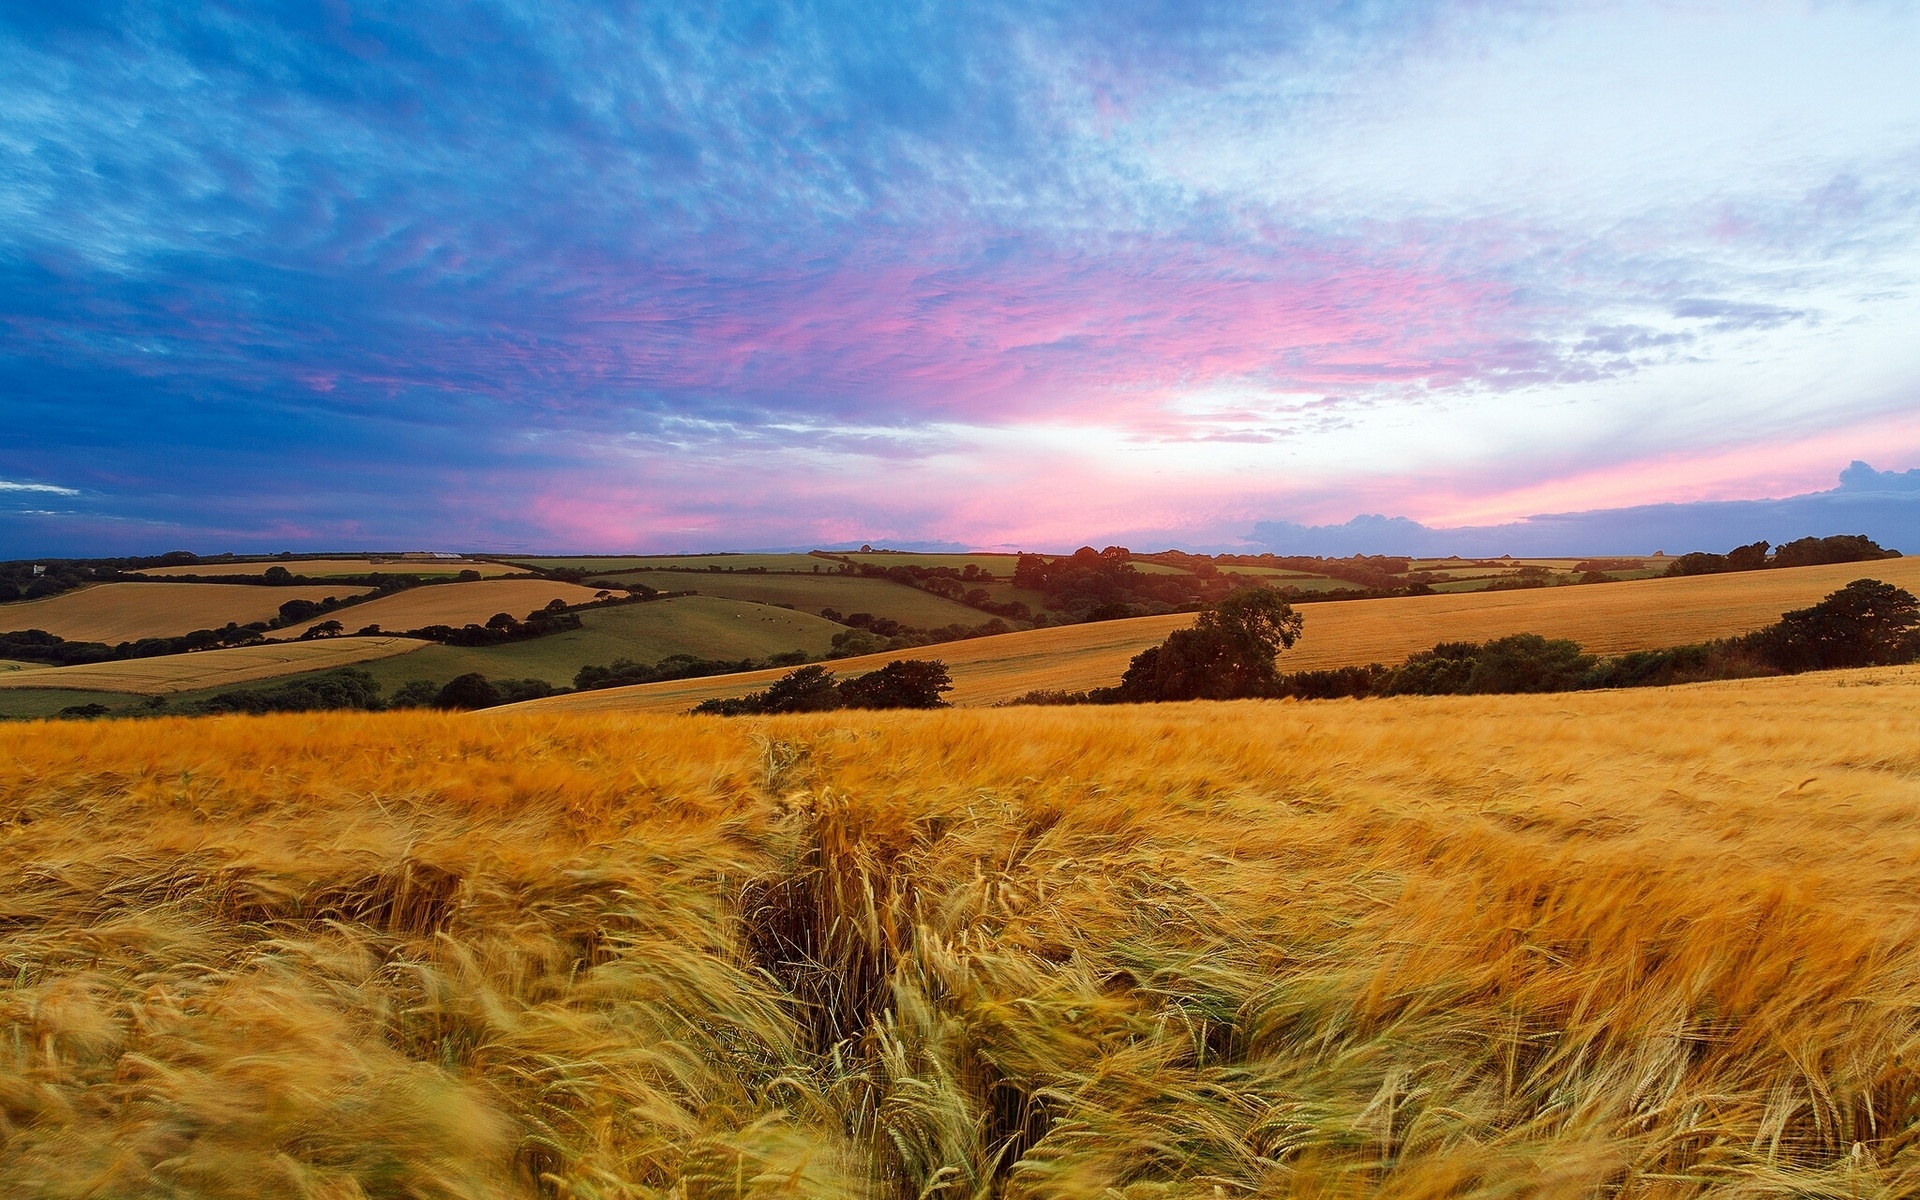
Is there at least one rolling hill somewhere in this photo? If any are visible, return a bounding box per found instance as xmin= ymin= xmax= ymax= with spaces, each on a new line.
xmin=265 ymin=579 xmax=609 ymax=639
xmin=511 ymin=556 xmax=1920 ymax=713
xmin=0 ymin=582 xmax=372 ymax=643
xmin=0 ymin=635 xmax=427 ymax=699
xmin=3 ymin=668 xmax=1916 ymax=1195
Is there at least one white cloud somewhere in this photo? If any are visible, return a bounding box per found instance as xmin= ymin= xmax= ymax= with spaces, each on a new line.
xmin=0 ymin=480 xmax=81 ymax=495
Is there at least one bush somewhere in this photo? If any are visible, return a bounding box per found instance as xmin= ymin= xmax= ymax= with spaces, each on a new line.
xmin=837 ymin=659 xmax=953 ymax=709
xmin=1463 ymin=634 xmax=1594 ymax=694
xmin=693 ymin=660 xmax=953 ymax=716
xmin=434 ymin=673 xmax=501 ymax=710
xmin=197 ymin=669 xmax=386 ymax=715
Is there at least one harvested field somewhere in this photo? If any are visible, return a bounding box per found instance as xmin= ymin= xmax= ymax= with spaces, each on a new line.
xmin=0 ymin=582 xmax=371 ymax=643
xmin=131 ymin=558 xmax=521 ymax=578
xmin=5 ymin=669 xmax=1920 ymax=1195
xmin=267 ymin=579 xmax=609 ymax=639
xmin=0 ymin=636 xmax=426 ymax=696
xmin=515 ymin=556 xmax=1920 ymax=713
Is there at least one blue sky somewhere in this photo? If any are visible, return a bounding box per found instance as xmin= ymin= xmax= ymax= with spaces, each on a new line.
xmin=3 ymin=1 xmax=1918 ymax=555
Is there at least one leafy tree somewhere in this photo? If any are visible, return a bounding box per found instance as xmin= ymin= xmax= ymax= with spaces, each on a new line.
xmin=198 ymin=669 xmax=385 ymax=715
xmin=389 ymin=679 xmax=442 ymax=708
xmin=1463 ymin=634 xmax=1594 ymax=693
xmin=1114 ymin=587 xmax=1302 ymax=701
xmin=435 ymin=673 xmax=501 ymax=710
xmin=838 ymin=659 xmax=953 ymax=709
xmin=1750 ymin=578 xmax=1919 ymax=671
xmin=1771 ymin=534 xmax=1896 ymax=568
xmin=1725 ymin=540 xmax=1770 ymax=572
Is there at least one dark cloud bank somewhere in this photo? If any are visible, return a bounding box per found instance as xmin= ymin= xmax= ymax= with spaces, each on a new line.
xmin=1247 ymin=463 xmax=1920 ymax=557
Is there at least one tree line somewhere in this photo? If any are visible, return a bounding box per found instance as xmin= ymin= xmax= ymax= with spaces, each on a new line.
xmin=1013 ymin=578 xmax=1920 ymax=706
xmin=1664 ymin=534 xmax=1897 ymax=577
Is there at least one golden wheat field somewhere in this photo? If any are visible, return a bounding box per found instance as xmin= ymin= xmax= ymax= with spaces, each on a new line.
xmin=0 ymin=636 xmax=428 ymax=695
xmin=267 ymin=579 xmax=613 ymax=639
xmin=130 ymin=558 xmax=523 ymax=578
xmin=4 ymin=668 xmax=1920 ymax=1197
xmin=517 ymin=556 xmax=1920 ymax=713
xmin=0 ymin=582 xmax=374 ymax=644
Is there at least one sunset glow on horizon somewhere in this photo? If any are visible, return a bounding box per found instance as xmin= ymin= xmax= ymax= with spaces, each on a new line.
xmin=4 ymin=1 xmax=1919 ymax=554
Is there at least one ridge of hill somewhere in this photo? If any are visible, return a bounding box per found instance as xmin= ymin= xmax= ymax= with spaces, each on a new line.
xmin=506 ymin=555 xmax=1920 ymax=714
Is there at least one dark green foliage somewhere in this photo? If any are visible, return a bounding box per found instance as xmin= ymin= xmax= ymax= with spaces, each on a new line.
xmin=55 ymin=703 xmax=112 ymax=719
xmin=197 ymin=669 xmax=386 ymax=715
xmin=1112 ymin=587 xmax=1303 ymax=701
xmin=388 ymin=680 xmax=443 ymax=708
xmin=0 ymin=624 xmax=266 ymax=667
xmin=1771 ymin=534 xmax=1899 ymax=569
xmin=837 ymin=659 xmax=953 ymax=709
xmin=701 ymin=665 xmax=844 ymax=715
xmin=1746 ymin=578 xmax=1920 ymax=671
xmin=575 ymin=654 xmax=768 ymax=691
xmin=693 ymin=660 xmax=952 ymax=716
xmin=1377 ymin=643 xmax=1481 ymax=696
xmin=1277 ymin=665 xmax=1387 ymax=700
xmin=1667 ymin=534 xmax=1895 ymax=576
xmin=434 ymin=673 xmax=501 ymax=710
xmin=1462 ymin=634 xmax=1595 ymax=694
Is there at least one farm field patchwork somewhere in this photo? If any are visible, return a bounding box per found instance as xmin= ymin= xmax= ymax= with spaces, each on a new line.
xmin=266 ymin=579 xmax=610 ymax=639
xmin=4 ymin=669 xmax=1919 ymax=1195
xmin=609 ymin=570 xmax=994 ymax=628
xmin=516 ymin=555 xmax=1920 ymax=713
xmin=0 ymin=635 xmax=427 ymax=704
xmin=505 ymin=553 xmax=833 ymax=573
xmin=130 ymin=558 xmax=522 ymax=578
xmin=182 ymin=596 xmax=847 ymax=698
xmin=0 ymin=581 xmax=372 ymax=643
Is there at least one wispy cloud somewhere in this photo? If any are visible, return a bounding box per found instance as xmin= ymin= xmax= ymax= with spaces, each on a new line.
xmin=0 ymin=480 xmax=79 ymax=495
xmin=2 ymin=1 xmax=1918 ymax=554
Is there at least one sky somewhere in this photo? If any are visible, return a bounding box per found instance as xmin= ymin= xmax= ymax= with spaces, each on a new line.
xmin=2 ymin=0 xmax=1918 ymax=556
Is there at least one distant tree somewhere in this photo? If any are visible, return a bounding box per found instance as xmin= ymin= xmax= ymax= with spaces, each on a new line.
xmin=263 ymin=565 xmax=294 ymax=584
xmin=838 ymin=659 xmax=953 ymax=709
xmin=1724 ymin=540 xmax=1770 ymax=572
xmin=389 ymin=680 xmax=442 ymax=708
xmin=298 ymin=619 xmax=345 ymax=640
xmin=1666 ymin=552 xmax=1728 ymax=577
xmin=277 ymin=598 xmax=322 ymax=624
xmin=1771 ymin=534 xmax=1897 ymax=569
xmin=435 ymin=673 xmax=502 ymax=710
xmin=696 ymin=665 xmax=843 ymax=715
xmin=1463 ymin=634 xmax=1594 ymax=693
xmin=1750 ymin=578 xmax=1919 ymax=671
xmin=1115 ymin=587 xmax=1302 ymax=701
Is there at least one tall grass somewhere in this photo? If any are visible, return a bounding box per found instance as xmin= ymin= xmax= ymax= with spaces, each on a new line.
xmin=4 ymin=667 xmax=1920 ymax=1197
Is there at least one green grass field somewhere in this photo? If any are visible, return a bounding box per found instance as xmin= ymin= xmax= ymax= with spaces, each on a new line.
xmin=159 ymin=595 xmax=845 ymax=702
xmin=607 ymin=570 xmax=993 ymax=627
xmin=0 ymin=687 xmax=152 ymax=719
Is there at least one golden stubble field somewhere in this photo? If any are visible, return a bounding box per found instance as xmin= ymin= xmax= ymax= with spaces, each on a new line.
xmin=130 ymin=558 xmax=522 ymax=578
xmin=0 ymin=635 xmax=428 ymax=695
xmin=3 ymin=668 xmax=1919 ymax=1196
xmin=266 ymin=579 xmax=612 ymax=639
xmin=515 ymin=555 xmax=1920 ymax=712
xmin=0 ymin=582 xmax=373 ymax=643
